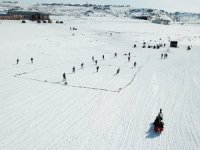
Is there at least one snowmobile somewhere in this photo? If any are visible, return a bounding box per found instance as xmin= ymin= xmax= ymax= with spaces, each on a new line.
xmin=153 ymin=109 xmax=164 ymax=133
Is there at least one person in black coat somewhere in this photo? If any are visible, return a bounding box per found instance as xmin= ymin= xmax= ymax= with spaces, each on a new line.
xmin=134 ymin=62 xmax=137 ymax=67
xmin=16 ymin=59 xmax=19 ymax=64
xmin=81 ymin=63 xmax=84 ymax=69
xmin=116 ymin=68 xmax=120 ymax=75
xmin=128 ymin=56 xmax=130 ymax=62
xmin=102 ymin=55 xmax=105 ymax=60
xmin=72 ymin=67 xmax=75 ymax=73
xmin=96 ymin=66 xmax=99 ymax=72
xmin=161 ymin=53 xmax=163 ymax=59
xmin=114 ymin=53 xmax=117 ymax=58
xmin=63 ymin=73 xmax=66 ymax=81
xmin=95 ymin=60 xmax=98 ymax=65
xmin=31 ymin=58 xmax=34 ymax=63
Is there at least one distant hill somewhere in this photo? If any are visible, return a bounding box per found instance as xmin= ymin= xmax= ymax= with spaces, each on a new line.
xmin=0 ymin=2 xmax=200 ymax=24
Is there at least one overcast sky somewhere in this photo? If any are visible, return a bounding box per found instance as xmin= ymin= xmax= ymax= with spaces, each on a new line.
xmin=5 ymin=0 xmax=200 ymax=13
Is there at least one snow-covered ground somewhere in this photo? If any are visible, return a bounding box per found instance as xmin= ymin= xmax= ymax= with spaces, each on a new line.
xmin=0 ymin=16 xmax=200 ymax=150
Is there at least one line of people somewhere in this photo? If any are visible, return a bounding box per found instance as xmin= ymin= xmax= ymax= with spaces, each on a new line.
xmin=161 ymin=53 xmax=168 ymax=59
xmin=143 ymin=41 xmax=166 ymax=49
xmin=16 ymin=58 xmax=34 ymax=64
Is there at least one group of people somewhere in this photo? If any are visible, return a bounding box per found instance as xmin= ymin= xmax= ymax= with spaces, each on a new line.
xmin=161 ymin=53 xmax=168 ymax=59
xmin=62 ymin=52 xmax=138 ymax=83
xmin=142 ymin=41 xmax=166 ymax=50
xmin=16 ymin=58 xmax=34 ymax=64
xmin=70 ymin=27 xmax=77 ymax=30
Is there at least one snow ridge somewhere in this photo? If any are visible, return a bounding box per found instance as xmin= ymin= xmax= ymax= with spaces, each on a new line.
xmin=1 ymin=2 xmax=200 ymax=24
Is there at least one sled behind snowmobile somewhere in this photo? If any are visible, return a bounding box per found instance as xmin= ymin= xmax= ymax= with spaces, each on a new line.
xmin=154 ymin=126 xmax=164 ymax=133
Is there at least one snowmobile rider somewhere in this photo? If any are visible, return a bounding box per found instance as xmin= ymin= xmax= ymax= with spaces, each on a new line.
xmin=158 ymin=108 xmax=163 ymax=120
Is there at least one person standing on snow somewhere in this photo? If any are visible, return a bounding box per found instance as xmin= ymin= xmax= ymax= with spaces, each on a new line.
xmin=116 ymin=68 xmax=120 ymax=75
xmin=96 ymin=66 xmax=99 ymax=72
xmin=134 ymin=62 xmax=137 ymax=67
xmin=16 ymin=59 xmax=19 ymax=64
xmin=102 ymin=55 xmax=105 ymax=60
xmin=164 ymin=53 xmax=168 ymax=59
xmin=95 ymin=60 xmax=98 ymax=65
xmin=128 ymin=56 xmax=130 ymax=62
xmin=161 ymin=53 xmax=163 ymax=59
xmin=31 ymin=58 xmax=34 ymax=63
xmin=114 ymin=52 xmax=117 ymax=58
xmin=81 ymin=63 xmax=84 ymax=69
xmin=72 ymin=67 xmax=75 ymax=73
xmin=63 ymin=73 xmax=66 ymax=81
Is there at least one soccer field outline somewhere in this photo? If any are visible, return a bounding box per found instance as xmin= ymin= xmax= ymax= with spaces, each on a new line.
xmin=14 ymin=64 xmax=143 ymax=93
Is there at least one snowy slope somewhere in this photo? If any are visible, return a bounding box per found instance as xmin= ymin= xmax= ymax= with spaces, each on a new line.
xmin=0 ymin=15 xmax=200 ymax=150
xmin=174 ymin=12 xmax=200 ymax=24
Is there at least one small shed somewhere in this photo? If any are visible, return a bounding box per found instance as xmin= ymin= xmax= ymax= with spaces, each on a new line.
xmin=170 ymin=41 xmax=178 ymax=48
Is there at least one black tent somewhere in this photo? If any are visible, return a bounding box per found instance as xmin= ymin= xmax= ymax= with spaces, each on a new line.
xmin=170 ymin=41 xmax=178 ymax=48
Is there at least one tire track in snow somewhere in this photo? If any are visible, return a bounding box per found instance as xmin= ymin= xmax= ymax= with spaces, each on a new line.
xmin=184 ymin=69 xmax=200 ymax=149
xmin=2 ymin=84 xmax=103 ymax=149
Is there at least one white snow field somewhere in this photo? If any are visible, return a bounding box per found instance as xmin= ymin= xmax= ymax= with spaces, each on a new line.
xmin=0 ymin=17 xmax=200 ymax=150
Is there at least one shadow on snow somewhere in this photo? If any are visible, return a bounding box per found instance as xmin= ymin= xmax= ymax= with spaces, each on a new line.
xmin=145 ymin=123 xmax=160 ymax=139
